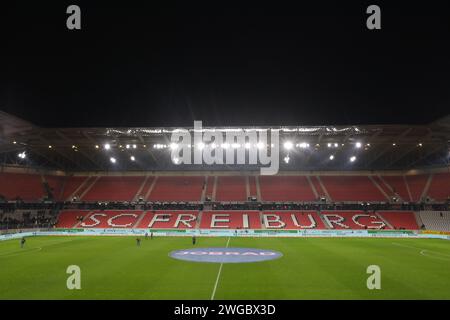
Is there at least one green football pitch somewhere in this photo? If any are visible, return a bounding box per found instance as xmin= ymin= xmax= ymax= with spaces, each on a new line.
xmin=1 ymin=236 xmax=450 ymax=299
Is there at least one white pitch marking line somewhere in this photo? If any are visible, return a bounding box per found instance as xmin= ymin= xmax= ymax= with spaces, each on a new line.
xmin=211 ymin=237 xmax=230 ymax=300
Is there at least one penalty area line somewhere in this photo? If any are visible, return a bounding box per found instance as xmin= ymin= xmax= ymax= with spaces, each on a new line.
xmin=210 ymin=237 xmax=230 ymax=300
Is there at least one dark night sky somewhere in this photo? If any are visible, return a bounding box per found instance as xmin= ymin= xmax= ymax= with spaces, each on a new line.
xmin=1 ymin=1 xmax=449 ymax=128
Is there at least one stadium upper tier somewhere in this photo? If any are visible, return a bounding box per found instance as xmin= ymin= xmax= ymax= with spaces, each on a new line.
xmin=1 ymin=170 xmax=449 ymax=203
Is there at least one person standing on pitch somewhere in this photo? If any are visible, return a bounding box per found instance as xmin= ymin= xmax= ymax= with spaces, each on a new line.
xmin=20 ymin=237 xmax=26 ymax=248
xmin=136 ymin=237 xmax=141 ymax=247
xmin=150 ymin=232 xmax=153 ymax=240
xmin=192 ymin=235 xmax=196 ymax=245
xmin=145 ymin=232 xmax=148 ymax=240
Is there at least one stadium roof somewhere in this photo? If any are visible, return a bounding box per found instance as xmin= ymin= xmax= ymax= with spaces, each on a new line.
xmin=0 ymin=111 xmax=449 ymax=172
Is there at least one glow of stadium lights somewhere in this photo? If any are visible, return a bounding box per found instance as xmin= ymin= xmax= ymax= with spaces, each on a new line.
xmin=334 ymin=143 xmax=339 ymax=148
xmin=172 ymin=157 xmax=180 ymax=164
xmin=18 ymin=152 xmax=26 ymax=159
xmin=126 ymin=144 xmax=130 ymax=149
xmin=221 ymin=143 xmax=230 ymax=149
xmin=329 ymin=155 xmax=335 ymax=160
xmin=72 ymin=145 xmax=76 ymax=149
xmin=418 ymin=143 xmax=423 ymax=147
xmin=48 ymin=145 xmax=52 ymax=149
xmin=104 ymin=143 xmax=111 ymax=150
xmin=297 ymin=142 xmax=310 ymax=149
xmin=350 ymin=156 xmax=357 ymax=162
xmin=197 ymin=142 xmax=205 ymax=150
xmin=355 ymin=142 xmax=362 ymax=148
xmin=232 ymin=143 xmax=240 ymax=149
xmin=256 ymin=142 xmax=265 ymax=149
xmin=169 ymin=143 xmax=179 ymax=150
xmin=392 ymin=143 xmax=396 ymax=146
xmin=95 ymin=145 xmax=99 ymax=149
xmin=283 ymin=155 xmax=290 ymax=164
xmin=244 ymin=142 xmax=251 ymax=149
xmin=13 ymin=141 xmax=17 ymax=144
xmin=210 ymin=143 xmax=217 ymax=149
xmin=132 ymin=144 xmax=137 ymax=149
xmin=130 ymin=156 xmax=135 ymax=161
xmin=110 ymin=157 xmax=116 ymax=164
xmin=283 ymin=141 xmax=293 ymax=150
xmin=327 ymin=143 xmax=332 ymax=148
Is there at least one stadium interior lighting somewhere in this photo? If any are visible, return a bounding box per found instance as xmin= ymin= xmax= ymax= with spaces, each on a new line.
xmin=72 ymin=145 xmax=76 ymax=149
xmin=244 ymin=142 xmax=251 ymax=149
xmin=350 ymin=156 xmax=357 ymax=162
xmin=110 ymin=157 xmax=116 ymax=163
xmin=327 ymin=143 xmax=332 ymax=148
xmin=126 ymin=144 xmax=130 ymax=149
xmin=329 ymin=155 xmax=335 ymax=160
xmin=48 ymin=145 xmax=52 ymax=149
xmin=130 ymin=156 xmax=135 ymax=161
xmin=132 ymin=144 xmax=137 ymax=149
xmin=13 ymin=141 xmax=17 ymax=144
xmin=283 ymin=155 xmax=290 ymax=164
xmin=231 ymin=143 xmax=240 ymax=149
xmin=418 ymin=143 xmax=423 ymax=147
xmin=172 ymin=157 xmax=180 ymax=164
xmin=104 ymin=143 xmax=111 ymax=150
xmin=95 ymin=145 xmax=99 ymax=149
xmin=18 ymin=151 xmax=26 ymax=159
xmin=169 ymin=143 xmax=178 ymax=150
xmin=221 ymin=143 xmax=230 ymax=149
xmin=355 ymin=142 xmax=362 ymax=148
xmin=283 ymin=141 xmax=293 ymax=150
xmin=210 ymin=143 xmax=217 ymax=149
xmin=392 ymin=143 xmax=396 ymax=146
xmin=298 ymin=142 xmax=309 ymax=149
xmin=334 ymin=143 xmax=339 ymax=148
xmin=256 ymin=142 xmax=265 ymax=149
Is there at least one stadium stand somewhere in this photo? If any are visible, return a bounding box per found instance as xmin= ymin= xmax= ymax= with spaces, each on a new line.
xmin=320 ymin=176 xmax=387 ymax=202
xmin=377 ymin=211 xmax=419 ymax=230
xmin=79 ymin=210 xmax=143 ymax=228
xmin=0 ymin=172 xmax=44 ymax=201
xmin=137 ymin=210 xmax=199 ymax=229
xmin=215 ymin=176 xmax=247 ymax=202
xmin=320 ymin=211 xmax=389 ymax=229
xmin=81 ymin=176 xmax=145 ymax=202
xmin=418 ymin=211 xmax=450 ymax=232
xmin=262 ymin=211 xmax=326 ymax=229
xmin=427 ymin=173 xmax=450 ymax=201
xmin=259 ymin=176 xmax=316 ymax=202
xmin=56 ymin=210 xmax=92 ymax=228
xmin=405 ymin=174 xmax=429 ymax=202
xmin=147 ymin=176 xmax=204 ymax=202
xmin=381 ymin=175 xmax=411 ymax=202
xmin=200 ymin=211 xmax=261 ymax=229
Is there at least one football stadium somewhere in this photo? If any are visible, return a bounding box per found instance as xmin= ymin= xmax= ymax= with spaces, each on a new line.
xmin=1 ymin=111 xmax=449 ymax=300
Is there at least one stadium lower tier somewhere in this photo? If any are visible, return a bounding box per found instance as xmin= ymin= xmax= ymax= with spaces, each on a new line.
xmin=56 ymin=210 xmax=422 ymax=230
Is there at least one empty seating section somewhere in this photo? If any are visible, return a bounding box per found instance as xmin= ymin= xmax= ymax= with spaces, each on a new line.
xmin=381 ymin=175 xmax=410 ymax=201
xmin=215 ymin=176 xmax=247 ymax=201
xmin=378 ymin=211 xmax=419 ymax=229
xmin=137 ymin=176 xmax=155 ymax=199
xmin=56 ymin=210 xmax=92 ymax=228
xmin=248 ymin=176 xmax=257 ymax=198
xmin=428 ymin=173 xmax=450 ymax=201
xmin=419 ymin=211 xmax=450 ymax=232
xmin=321 ymin=211 xmax=390 ymax=229
xmin=200 ymin=211 xmax=260 ymax=229
xmin=79 ymin=210 xmax=143 ymax=228
xmin=60 ymin=176 xmax=89 ymax=200
xmin=263 ymin=211 xmax=326 ymax=229
xmin=147 ymin=176 xmax=204 ymax=202
xmin=311 ymin=176 xmax=326 ymax=198
xmin=259 ymin=176 xmax=316 ymax=201
xmin=0 ymin=172 xmax=44 ymax=201
xmin=45 ymin=175 xmax=65 ymax=200
xmin=137 ymin=210 xmax=199 ymax=229
xmin=82 ymin=176 xmax=145 ymax=201
xmin=405 ymin=174 xmax=428 ymax=202
xmin=321 ymin=176 xmax=386 ymax=202
xmin=1 ymin=172 xmax=448 ymax=203
xmin=372 ymin=176 xmax=394 ymax=198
